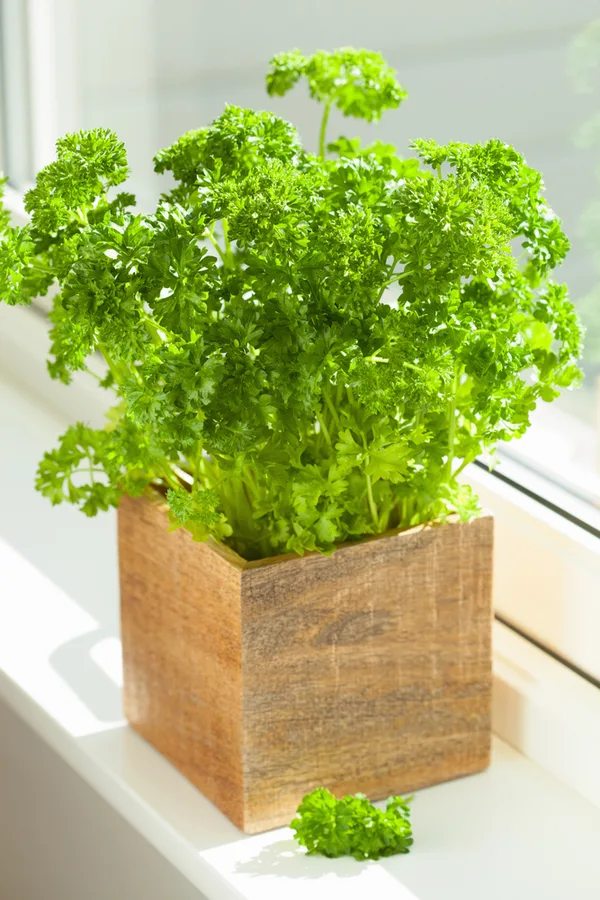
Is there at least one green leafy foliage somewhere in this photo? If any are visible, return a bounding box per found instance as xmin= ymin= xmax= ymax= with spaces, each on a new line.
xmin=35 ymin=418 xmax=165 ymax=516
xmin=267 ymin=48 xmax=406 ymax=120
xmin=290 ymin=787 xmax=413 ymax=860
xmin=267 ymin=48 xmax=406 ymax=158
xmin=166 ymin=486 xmax=232 ymax=542
xmin=0 ymin=48 xmax=583 ymax=560
xmin=25 ymin=128 xmax=129 ymax=234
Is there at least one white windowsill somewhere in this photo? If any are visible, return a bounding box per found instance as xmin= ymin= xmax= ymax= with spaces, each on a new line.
xmin=2 ymin=373 xmax=600 ymax=898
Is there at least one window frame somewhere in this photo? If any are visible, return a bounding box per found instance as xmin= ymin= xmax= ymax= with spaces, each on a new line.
xmin=467 ymin=460 xmax=600 ymax=684
xmin=0 ymin=0 xmax=34 ymax=188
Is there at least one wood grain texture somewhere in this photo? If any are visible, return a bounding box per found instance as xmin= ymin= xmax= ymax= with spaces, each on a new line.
xmin=118 ymin=494 xmax=245 ymax=826
xmin=119 ymin=495 xmax=493 ymax=833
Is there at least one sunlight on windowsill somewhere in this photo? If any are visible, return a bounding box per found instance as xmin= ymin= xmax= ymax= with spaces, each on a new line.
xmin=0 ymin=538 xmax=126 ymax=737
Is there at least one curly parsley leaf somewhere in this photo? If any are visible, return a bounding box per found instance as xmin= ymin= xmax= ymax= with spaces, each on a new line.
xmin=267 ymin=47 xmax=406 ymax=120
xmin=24 ymin=128 xmax=128 ymax=234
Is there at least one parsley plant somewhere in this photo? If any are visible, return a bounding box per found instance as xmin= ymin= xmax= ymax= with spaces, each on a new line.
xmin=0 ymin=49 xmax=583 ymax=560
xmin=290 ymin=787 xmax=413 ymax=860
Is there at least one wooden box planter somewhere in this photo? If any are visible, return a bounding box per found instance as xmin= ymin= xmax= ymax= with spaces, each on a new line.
xmin=118 ymin=494 xmax=494 ymax=834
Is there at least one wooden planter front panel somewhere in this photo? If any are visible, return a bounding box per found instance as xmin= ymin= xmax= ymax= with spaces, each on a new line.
xmin=118 ymin=495 xmax=493 ymax=833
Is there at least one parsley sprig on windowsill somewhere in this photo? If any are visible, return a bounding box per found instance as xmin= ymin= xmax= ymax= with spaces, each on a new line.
xmin=0 ymin=48 xmax=583 ymax=560
xmin=291 ymin=787 xmax=413 ymax=860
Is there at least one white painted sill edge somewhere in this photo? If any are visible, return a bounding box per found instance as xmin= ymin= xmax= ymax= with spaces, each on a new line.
xmin=492 ymin=620 xmax=600 ymax=811
xmin=1 ymin=599 xmax=599 ymax=900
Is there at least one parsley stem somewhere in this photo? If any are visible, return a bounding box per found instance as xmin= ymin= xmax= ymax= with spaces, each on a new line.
xmin=242 ymin=466 xmax=260 ymax=500
xmin=453 ymin=451 xmax=476 ymax=479
xmin=193 ymin=442 xmax=204 ymax=496
xmin=377 ymin=256 xmax=398 ymax=302
xmin=361 ymin=430 xmax=379 ymax=529
xmin=323 ymin=388 xmax=340 ymax=429
xmin=160 ymin=465 xmax=182 ymax=492
xmin=365 ymin=471 xmax=379 ymax=529
xmin=97 ymin=342 xmax=126 ymax=386
xmin=83 ymin=366 xmax=104 ymax=385
xmin=141 ymin=314 xmax=163 ymax=347
xmin=316 ymin=410 xmax=332 ymax=445
xmin=446 ymin=367 xmax=460 ymax=478
xmin=319 ymin=101 xmax=332 ymax=159
xmin=222 ymin=218 xmax=233 ymax=267
xmin=207 ymin=231 xmax=226 ymax=263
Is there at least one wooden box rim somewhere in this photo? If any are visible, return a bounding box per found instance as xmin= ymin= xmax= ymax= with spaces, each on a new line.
xmin=144 ymin=490 xmax=492 ymax=573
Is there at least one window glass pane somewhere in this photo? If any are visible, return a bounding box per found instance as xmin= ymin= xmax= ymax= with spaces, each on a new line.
xmin=499 ymin=18 xmax=600 ymax=507
xmin=0 ymin=0 xmax=32 ymax=188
